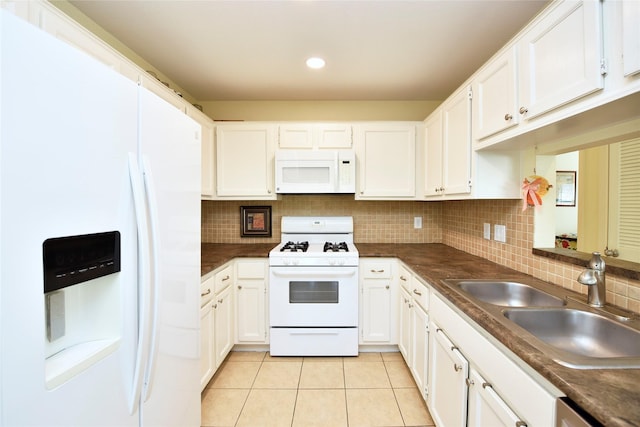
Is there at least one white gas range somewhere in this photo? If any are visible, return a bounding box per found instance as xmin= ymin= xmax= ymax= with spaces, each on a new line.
xmin=269 ymin=216 xmax=359 ymax=356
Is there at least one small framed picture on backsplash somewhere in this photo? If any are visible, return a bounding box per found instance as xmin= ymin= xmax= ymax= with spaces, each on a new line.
xmin=240 ymin=206 xmax=272 ymax=237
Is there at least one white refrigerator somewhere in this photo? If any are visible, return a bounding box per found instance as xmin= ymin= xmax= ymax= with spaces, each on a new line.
xmin=0 ymin=10 xmax=201 ymax=426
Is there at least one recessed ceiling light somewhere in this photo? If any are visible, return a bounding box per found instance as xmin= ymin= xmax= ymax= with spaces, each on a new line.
xmin=306 ymin=57 xmax=326 ymax=69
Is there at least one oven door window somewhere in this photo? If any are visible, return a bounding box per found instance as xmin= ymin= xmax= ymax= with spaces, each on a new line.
xmin=289 ymin=281 xmax=338 ymax=303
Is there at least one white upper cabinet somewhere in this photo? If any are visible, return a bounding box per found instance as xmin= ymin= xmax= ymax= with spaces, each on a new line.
xmin=517 ymin=0 xmax=604 ymax=120
xmin=622 ymin=0 xmax=640 ymax=77
xmin=186 ymin=105 xmax=215 ymax=199
xmin=425 ymin=87 xmax=472 ymax=199
xmin=472 ymin=47 xmax=519 ymax=140
xmin=278 ymin=123 xmax=352 ymax=149
xmin=355 ymin=123 xmax=417 ymax=199
xmin=215 ymin=124 xmax=277 ymax=199
xmin=442 ymin=86 xmax=472 ymax=196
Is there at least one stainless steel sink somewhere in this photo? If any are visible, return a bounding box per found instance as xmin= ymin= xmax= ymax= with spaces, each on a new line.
xmin=448 ymin=280 xmax=566 ymax=307
xmin=503 ymin=308 xmax=640 ymax=368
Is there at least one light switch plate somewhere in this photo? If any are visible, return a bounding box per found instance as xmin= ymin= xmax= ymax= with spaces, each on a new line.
xmin=494 ymin=224 xmax=506 ymax=243
xmin=483 ymin=223 xmax=491 ymax=240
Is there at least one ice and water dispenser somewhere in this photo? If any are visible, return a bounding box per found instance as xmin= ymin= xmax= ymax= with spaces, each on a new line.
xmin=42 ymin=231 xmax=122 ymax=388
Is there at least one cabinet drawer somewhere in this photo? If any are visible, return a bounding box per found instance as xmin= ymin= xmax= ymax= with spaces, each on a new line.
xmin=398 ymin=265 xmax=412 ymax=291
xmin=411 ymin=279 xmax=429 ymax=311
xmin=361 ymin=261 xmax=393 ymax=278
xmin=214 ymin=264 xmax=234 ymax=293
xmin=201 ymin=276 xmax=214 ymax=306
xmin=236 ymin=260 xmax=266 ymax=279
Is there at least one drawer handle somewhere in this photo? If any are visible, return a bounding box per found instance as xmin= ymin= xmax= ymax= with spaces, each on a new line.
xmin=482 ymin=382 xmax=492 ymax=389
xmin=515 ymin=422 xmax=527 ymax=427
xmin=412 ymin=289 xmax=422 ymax=296
xmin=400 ymin=275 xmax=407 ymax=281
xmin=222 ymin=275 xmax=230 ymax=281
xmin=201 ymin=288 xmax=211 ymax=297
xmin=453 ymin=363 xmax=462 ymax=372
xmin=371 ymin=269 xmax=385 ymax=273
xmin=218 ymin=298 xmax=224 ymax=303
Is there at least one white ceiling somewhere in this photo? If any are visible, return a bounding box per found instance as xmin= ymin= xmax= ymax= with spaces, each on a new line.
xmin=69 ymin=0 xmax=548 ymax=101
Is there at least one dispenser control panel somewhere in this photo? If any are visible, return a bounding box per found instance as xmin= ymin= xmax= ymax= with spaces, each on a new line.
xmin=43 ymin=231 xmax=121 ymax=293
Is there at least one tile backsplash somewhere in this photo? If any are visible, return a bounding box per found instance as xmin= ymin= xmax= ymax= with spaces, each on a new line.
xmin=201 ymin=196 xmax=640 ymax=314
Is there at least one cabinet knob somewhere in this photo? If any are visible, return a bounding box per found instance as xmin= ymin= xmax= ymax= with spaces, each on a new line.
xmin=385 ymin=285 xmax=390 ymax=290
xmin=465 ymin=378 xmax=475 ymax=387
xmin=519 ymin=106 xmax=528 ymax=115
xmin=515 ymin=422 xmax=528 ymax=427
xmin=504 ymin=113 xmax=513 ymax=121
xmin=453 ymin=363 xmax=462 ymax=372
xmin=267 ymin=190 xmax=272 ymax=194
xmin=201 ymin=288 xmax=211 ymax=297
xmin=439 ymin=186 xmax=445 ymax=192
xmin=237 ymin=285 xmax=242 ymax=289
xmin=213 ymin=303 xmax=218 ymax=309
xmin=218 ymin=298 xmax=224 ymax=303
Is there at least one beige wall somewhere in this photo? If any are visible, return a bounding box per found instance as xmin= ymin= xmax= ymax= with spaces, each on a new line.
xmin=202 ymin=100 xmax=441 ymax=122
xmin=202 ymin=197 xmax=640 ymax=314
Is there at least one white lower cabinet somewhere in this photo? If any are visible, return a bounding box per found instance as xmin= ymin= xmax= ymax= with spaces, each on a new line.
xmin=468 ymin=368 xmax=522 ymax=427
xmin=200 ymin=276 xmax=215 ymax=391
xmin=429 ymin=326 xmax=469 ymax=427
xmin=235 ymin=259 xmax=268 ymax=344
xmin=397 ymin=264 xmax=429 ymax=398
xmin=359 ymin=259 xmax=397 ymax=344
xmin=428 ymin=291 xmax=561 ymax=427
xmin=214 ymin=284 xmax=234 ymax=368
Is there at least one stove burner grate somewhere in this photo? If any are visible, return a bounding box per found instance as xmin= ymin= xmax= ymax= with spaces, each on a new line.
xmin=323 ymin=242 xmax=349 ymax=252
xmin=280 ymin=241 xmax=309 ymax=252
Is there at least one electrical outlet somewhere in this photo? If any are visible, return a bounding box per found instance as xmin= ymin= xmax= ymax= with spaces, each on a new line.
xmin=494 ymin=224 xmax=506 ymax=243
xmin=483 ymin=223 xmax=491 ymax=240
xmin=414 ymin=216 xmax=422 ymax=229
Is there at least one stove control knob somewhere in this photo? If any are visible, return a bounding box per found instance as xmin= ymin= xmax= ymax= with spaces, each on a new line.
xmin=282 ymin=258 xmax=290 ymax=266
xmin=328 ymin=259 xmax=336 ymax=266
xmin=293 ymin=259 xmax=300 ymax=266
xmin=338 ymin=259 xmax=345 ymax=265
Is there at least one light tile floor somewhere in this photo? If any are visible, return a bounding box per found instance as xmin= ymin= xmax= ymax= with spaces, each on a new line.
xmin=202 ymin=351 xmax=435 ymax=427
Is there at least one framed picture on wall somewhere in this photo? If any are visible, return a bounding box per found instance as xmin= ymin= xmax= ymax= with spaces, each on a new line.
xmin=240 ymin=206 xmax=272 ymax=237
xmin=556 ymin=171 xmax=576 ymax=207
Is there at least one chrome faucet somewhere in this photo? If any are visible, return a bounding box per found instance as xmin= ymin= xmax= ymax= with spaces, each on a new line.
xmin=577 ymin=252 xmax=606 ymax=307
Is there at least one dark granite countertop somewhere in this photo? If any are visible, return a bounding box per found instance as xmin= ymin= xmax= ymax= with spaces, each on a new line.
xmin=201 ymin=242 xmax=640 ymax=427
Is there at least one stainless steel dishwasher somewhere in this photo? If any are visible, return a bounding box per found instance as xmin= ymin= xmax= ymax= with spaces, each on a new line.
xmin=556 ymin=398 xmax=603 ymax=427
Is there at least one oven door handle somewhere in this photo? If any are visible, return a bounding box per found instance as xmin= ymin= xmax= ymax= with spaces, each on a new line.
xmin=271 ymin=270 xmax=356 ymax=279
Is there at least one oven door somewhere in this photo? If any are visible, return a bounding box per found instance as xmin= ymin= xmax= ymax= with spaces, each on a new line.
xmin=269 ymin=266 xmax=358 ymax=327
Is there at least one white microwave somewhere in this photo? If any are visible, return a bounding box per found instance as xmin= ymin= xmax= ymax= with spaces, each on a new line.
xmin=275 ymin=150 xmax=356 ymax=194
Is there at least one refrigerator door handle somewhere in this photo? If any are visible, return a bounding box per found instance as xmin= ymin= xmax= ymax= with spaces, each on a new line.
xmin=127 ymin=153 xmax=152 ymax=415
xmin=141 ymin=156 xmax=160 ymax=402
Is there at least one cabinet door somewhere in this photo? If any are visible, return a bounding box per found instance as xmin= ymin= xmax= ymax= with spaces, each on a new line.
xmin=278 ymin=124 xmax=313 ymax=148
xmin=236 ymin=279 xmax=266 ymax=343
xmin=473 ymin=47 xmax=519 ymax=140
xmin=468 ymin=368 xmax=523 ymax=427
xmin=317 ymin=124 xmax=352 ymax=148
xmin=214 ymin=286 xmax=234 ymax=368
xmin=216 ymin=124 xmax=276 ymax=198
xmin=423 ymin=110 xmax=443 ymax=198
xmin=429 ymin=325 xmax=469 ymax=427
xmin=357 ymin=125 xmax=416 ymax=198
xmin=442 ymin=87 xmax=472 ymax=196
xmin=622 ymin=0 xmax=640 ymax=76
xmin=200 ymin=302 xmax=214 ymax=391
xmin=410 ymin=304 xmax=428 ymax=400
xmin=361 ymin=279 xmax=392 ymax=342
xmin=398 ymin=288 xmax=412 ymax=362
xmin=518 ymin=0 xmax=603 ymax=119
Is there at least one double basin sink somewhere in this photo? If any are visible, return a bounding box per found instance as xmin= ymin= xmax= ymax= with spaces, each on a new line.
xmin=445 ymin=279 xmax=640 ymax=369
